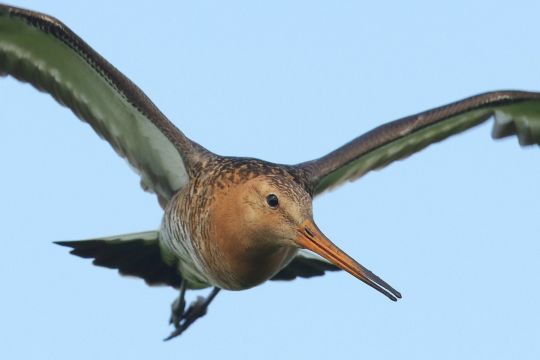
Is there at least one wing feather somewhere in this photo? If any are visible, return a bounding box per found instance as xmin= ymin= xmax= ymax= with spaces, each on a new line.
xmin=297 ymin=91 xmax=540 ymax=195
xmin=0 ymin=4 xmax=211 ymax=205
xmin=56 ymin=231 xmax=183 ymax=288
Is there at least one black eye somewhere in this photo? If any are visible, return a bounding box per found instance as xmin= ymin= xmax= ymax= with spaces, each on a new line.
xmin=266 ymin=194 xmax=279 ymax=208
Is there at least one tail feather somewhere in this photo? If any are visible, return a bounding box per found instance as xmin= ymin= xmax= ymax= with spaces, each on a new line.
xmin=56 ymin=231 xmax=183 ymax=288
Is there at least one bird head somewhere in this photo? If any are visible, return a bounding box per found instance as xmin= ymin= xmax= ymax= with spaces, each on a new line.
xmin=213 ymin=171 xmax=401 ymax=300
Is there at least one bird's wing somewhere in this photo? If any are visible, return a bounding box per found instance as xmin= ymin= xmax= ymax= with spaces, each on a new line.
xmin=296 ymin=91 xmax=540 ymax=196
xmin=56 ymin=231 xmax=183 ymax=288
xmin=271 ymin=249 xmax=340 ymax=281
xmin=0 ymin=5 xmax=210 ymax=206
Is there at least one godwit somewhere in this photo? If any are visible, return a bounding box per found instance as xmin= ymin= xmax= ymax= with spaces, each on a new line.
xmin=1 ymin=4 xmax=540 ymax=340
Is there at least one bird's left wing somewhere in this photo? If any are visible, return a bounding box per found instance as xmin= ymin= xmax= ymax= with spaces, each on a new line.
xmin=0 ymin=5 xmax=209 ymax=206
xmin=296 ymin=91 xmax=540 ymax=196
xmin=271 ymin=249 xmax=340 ymax=281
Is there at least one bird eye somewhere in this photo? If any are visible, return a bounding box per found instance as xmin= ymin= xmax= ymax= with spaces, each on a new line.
xmin=266 ymin=194 xmax=279 ymax=209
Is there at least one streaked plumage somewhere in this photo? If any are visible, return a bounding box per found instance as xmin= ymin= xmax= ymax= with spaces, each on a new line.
xmin=1 ymin=4 xmax=540 ymax=338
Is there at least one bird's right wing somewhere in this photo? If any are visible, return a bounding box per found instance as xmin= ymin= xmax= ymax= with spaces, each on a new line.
xmin=0 ymin=4 xmax=209 ymax=206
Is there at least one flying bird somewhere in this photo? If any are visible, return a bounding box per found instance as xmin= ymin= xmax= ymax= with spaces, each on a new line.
xmin=1 ymin=4 xmax=540 ymax=340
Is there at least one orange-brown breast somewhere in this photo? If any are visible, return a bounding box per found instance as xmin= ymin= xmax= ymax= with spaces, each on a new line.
xmin=203 ymin=181 xmax=298 ymax=290
xmin=165 ymin=159 xmax=307 ymax=290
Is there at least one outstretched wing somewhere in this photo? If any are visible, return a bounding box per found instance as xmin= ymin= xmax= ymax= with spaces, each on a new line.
xmin=271 ymin=249 xmax=340 ymax=281
xmin=297 ymin=91 xmax=540 ymax=196
xmin=0 ymin=4 xmax=209 ymax=206
xmin=56 ymin=231 xmax=183 ymax=288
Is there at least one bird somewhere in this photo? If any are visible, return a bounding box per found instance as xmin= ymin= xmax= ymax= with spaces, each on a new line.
xmin=1 ymin=3 xmax=540 ymax=340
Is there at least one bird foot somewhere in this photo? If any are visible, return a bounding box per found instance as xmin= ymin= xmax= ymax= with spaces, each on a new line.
xmin=169 ymin=294 xmax=187 ymax=327
xmin=164 ymin=296 xmax=208 ymax=341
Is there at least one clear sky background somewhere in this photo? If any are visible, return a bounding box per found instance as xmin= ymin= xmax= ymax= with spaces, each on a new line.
xmin=1 ymin=1 xmax=540 ymax=359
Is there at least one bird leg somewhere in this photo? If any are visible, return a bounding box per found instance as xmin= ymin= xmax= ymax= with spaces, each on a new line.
xmin=169 ymin=280 xmax=187 ymax=328
xmin=164 ymin=286 xmax=221 ymax=341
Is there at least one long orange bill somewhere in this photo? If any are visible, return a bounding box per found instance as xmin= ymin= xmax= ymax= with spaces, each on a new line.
xmin=296 ymin=219 xmax=401 ymax=301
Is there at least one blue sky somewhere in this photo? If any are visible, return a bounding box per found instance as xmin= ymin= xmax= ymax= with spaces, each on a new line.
xmin=1 ymin=1 xmax=540 ymax=359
